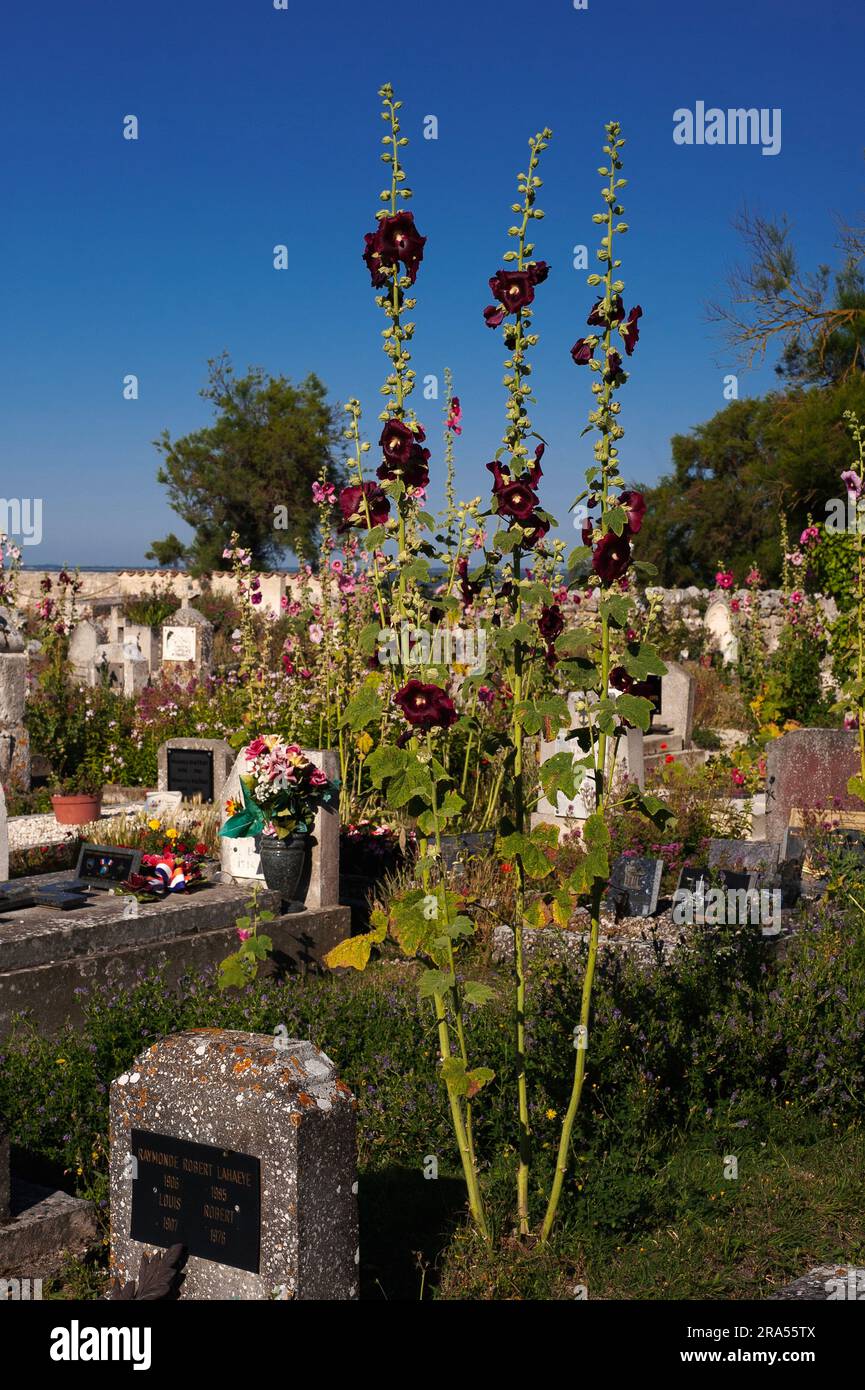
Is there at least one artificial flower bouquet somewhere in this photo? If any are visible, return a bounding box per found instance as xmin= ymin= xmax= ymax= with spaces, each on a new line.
xmin=220 ymin=736 xmax=338 ymax=840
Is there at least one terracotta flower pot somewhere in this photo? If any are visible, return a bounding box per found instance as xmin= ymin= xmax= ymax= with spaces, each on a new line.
xmin=51 ymin=793 xmax=103 ymax=826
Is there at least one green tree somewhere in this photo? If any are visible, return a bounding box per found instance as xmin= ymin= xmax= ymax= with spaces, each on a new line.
xmin=149 ymin=354 xmax=346 ymax=572
xmin=634 ymin=378 xmax=865 ymax=586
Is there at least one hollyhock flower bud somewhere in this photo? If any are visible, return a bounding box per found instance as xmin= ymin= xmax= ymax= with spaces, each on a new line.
xmin=593 ymin=531 xmax=631 ymax=584
xmin=587 ymin=295 xmax=624 ymax=326
xmin=394 ymin=679 xmax=458 ymax=731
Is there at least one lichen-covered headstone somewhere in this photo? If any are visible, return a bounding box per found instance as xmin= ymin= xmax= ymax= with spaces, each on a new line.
xmin=109 ymin=1030 xmax=358 ymax=1300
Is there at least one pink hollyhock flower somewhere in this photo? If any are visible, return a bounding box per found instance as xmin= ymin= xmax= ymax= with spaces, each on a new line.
xmin=841 ymin=469 xmax=863 ymax=500
xmin=478 ymin=686 xmax=495 ymax=708
xmin=746 ymin=567 xmax=763 ymax=587
xmin=312 ymin=481 xmax=336 ymax=505
xmin=731 ymin=599 xmax=740 ymax=613
xmin=715 ymin=570 xmax=734 ymax=590
xmin=787 ymin=549 xmax=804 ymax=567
xmin=309 ymin=623 xmax=324 ymax=644
xmin=844 ymin=713 xmax=858 ymax=730
xmin=731 ymin=769 xmax=745 ymax=787
xmin=800 ymin=525 xmax=820 ymax=547
xmin=790 ymin=590 xmax=803 ymax=606
xmin=446 ymin=396 xmax=463 ymax=434
xmin=236 ymin=928 xmax=252 ymax=941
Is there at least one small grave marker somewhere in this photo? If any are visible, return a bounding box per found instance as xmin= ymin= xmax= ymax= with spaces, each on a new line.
xmin=604 ymin=855 xmax=663 ymax=917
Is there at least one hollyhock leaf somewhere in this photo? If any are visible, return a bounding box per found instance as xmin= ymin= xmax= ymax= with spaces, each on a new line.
xmin=440 ymin=1056 xmax=469 ymax=1095
xmin=494 ymin=528 xmax=521 ymax=552
xmin=631 ymin=560 xmax=658 ymax=578
xmin=340 ymin=680 xmax=385 ymax=732
xmin=439 ymin=790 xmax=466 ymax=818
xmin=568 ymin=812 xmax=610 ymax=893
xmin=615 ymin=693 xmax=655 ymax=730
xmin=602 ymin=505 xmax=628 ymax=537
xmin=510 ymin=622 xmax=535 ymax=644
xmin=536 ymin=695 xmax=570 ymax=724
xmin=362 ymin=526 xmax=387 ymax=550
xmin=539 ymin=751 xmax=579 ymax=802
xmin=594 ymin=698 xmax=619 ymax=735
xmin=621 ymin=642 xmax=667 ymax=680
xmin=447 ymin=915 xmax=475 ymax=940
xmin=359 ymin=622 xmax=382 ymax=656
xmin=387 ymin=762 xmax=434 ymax=809
xmin=599 ymin=595 xmax=630 ymax=627
xmin=365 ymin=744 xmax=408 ymax=787
xmin=465 ymin=1066 xmax=496 ymax=1099
xmin=402 ymin=557 xmax=431 ymax=582
xmin=324 ymin=916 xmax=387 ymax=972
xmin=499 ymin=831 xmax=553 ymax=879
xmin=462 ymin=982 xmax=495 ymax=1007
xmin=551 ymin=889 xmax=573 ymax=926
xmin=567 ymin=545 xmax=592 ymax=569
xmin=847 ymin=774 xmax=865 ymax=803
xmin=514 ymin=701 xmax=543 ymax=735
xmin=521 ymin=581 xmax=555 ymax=606
xmin=419 ymin=969 xmax=456 ymax=1000
xmin=556 ymin=628 xmax=596 ymax=657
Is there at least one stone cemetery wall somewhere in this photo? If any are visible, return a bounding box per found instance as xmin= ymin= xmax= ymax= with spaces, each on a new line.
xmin=109 ymin=1030 xmax=359 ymax=1299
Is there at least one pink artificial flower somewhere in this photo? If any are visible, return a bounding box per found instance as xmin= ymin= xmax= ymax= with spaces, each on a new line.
xmin=309 ymin=767 xmax=328 ymax=787
xmin=246 ymin=737 xmax=268 ymax=758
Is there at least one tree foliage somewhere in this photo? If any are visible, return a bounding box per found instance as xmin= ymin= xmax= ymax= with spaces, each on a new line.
xmin=149 ymin=354 xmax=346 ymax=572
xmin=634 ymin=377 xmax=865 ymax=586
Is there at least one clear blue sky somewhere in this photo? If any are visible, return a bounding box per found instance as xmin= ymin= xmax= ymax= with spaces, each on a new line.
xmin=2 ymin=0 xmax=862 ymax=566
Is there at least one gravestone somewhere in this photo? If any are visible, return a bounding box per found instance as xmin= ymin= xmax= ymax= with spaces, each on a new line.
xmin=68 ymin=619 xmax=101 ymax=682
xmin=659 ymin=661 xmax=695 ymax=746
xmin=604 ymin=855 xmax=663 ymax=917
xmin=0 ymin=609 xmax=30 ymax=792
xmin=534 ymin=725 xmax=644 ymax=826
xmin=109 ymin=1029 xmax=358 ymax=1299
xmin=705 ymin=599 xmax=738 ymax=665
xmin=765 ymin=728 xmax=863 ymax=844
xmin=219 ymin=746 xmax=339 ymax=910
xmin=674 ymin=865 xmax=762 ymax=925
xmin=708 ymin=838 xmax=780 ymax=877
xmin=161 ymin=606 xmax=213 ymax=677
xmin=0 ymin=780 xmax=7 ymax=882
xmin=158 ymin=738 xmax=234 ymax=807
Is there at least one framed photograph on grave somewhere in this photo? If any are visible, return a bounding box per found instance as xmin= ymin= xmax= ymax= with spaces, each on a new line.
xmin=162 ymin=626 xmax=197 ymax=662
xmin=166 ymin=747 xmax=214 ymax=804
xmin=74 ymin=843 xmax=143 ymax=889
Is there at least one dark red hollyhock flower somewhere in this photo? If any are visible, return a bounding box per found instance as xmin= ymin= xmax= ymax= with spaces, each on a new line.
xmin=581 ymin=517 xmax=594 ymax=545
xmin=363 ymin=231 xmax=387 ymax=288
xmin=604 ymin=350 xmax=622 ymax=382
xmin=620 ymin=489 xmax=646 ymax=535
xmin=379 ymin=417 xmax=425 ymax=466
xmin=621 ymin=305 xmax=642 ymax=355
xmin=587 ymin=295 xmax=624 ymax=326
xmin=487 ymin=460 xmax=540 ymax=522
xmin=538 ymin=603 xmax=565 ymax=643
xmin=592 ymin=530 xmax=631 ymax=583
xmin=609 ymin=666 xmax=634 ymax=693
xmin=394 ymin=680 xmax=458 ymax=731
xmin=571 ymin=338 xmax=593 ymax=365
xmin=377 ymin=443 xmax=430 ymax=490
xmin=457 ymin=555 xmax=480 ymax=608
xmin=338 ymin=482 xmax=390 ymax=530
xmin=379 ymin=211 xmax=426 ymax=284
xmin=484 ymin=262 xmax=549 ymax=327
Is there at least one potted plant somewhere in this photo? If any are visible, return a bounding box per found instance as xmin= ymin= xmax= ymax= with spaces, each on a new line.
xmin=49 ymin=770 xmax=103 ymax=825
xmin=219 ymin=737 xmax=338 ymax=898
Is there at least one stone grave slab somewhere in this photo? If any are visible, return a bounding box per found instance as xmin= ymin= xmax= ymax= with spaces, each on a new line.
xmin=109 ymin=1029 xmax=358 ymax=1299
xmin=766 ymin=728 xmax=863 ymax=844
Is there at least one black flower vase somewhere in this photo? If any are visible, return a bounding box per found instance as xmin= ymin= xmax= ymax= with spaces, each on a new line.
xmin=258 ymin=832 xmax=309 ymax=901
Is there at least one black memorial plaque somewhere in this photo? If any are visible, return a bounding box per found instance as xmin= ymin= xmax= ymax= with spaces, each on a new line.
xmin=604 ymin=855 xmax=663 ymax=917
xmin=130 ymin=1129 xmax=260 ymax=1273
xmin=74 ymin=843 xmax=142 ymax=889
xmin=166 ymin=748 xmax=214 ymax=804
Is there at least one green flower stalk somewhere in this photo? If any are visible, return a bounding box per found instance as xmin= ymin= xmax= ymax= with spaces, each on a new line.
xmin=842 ymin=410 xmax=865 ymax=794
